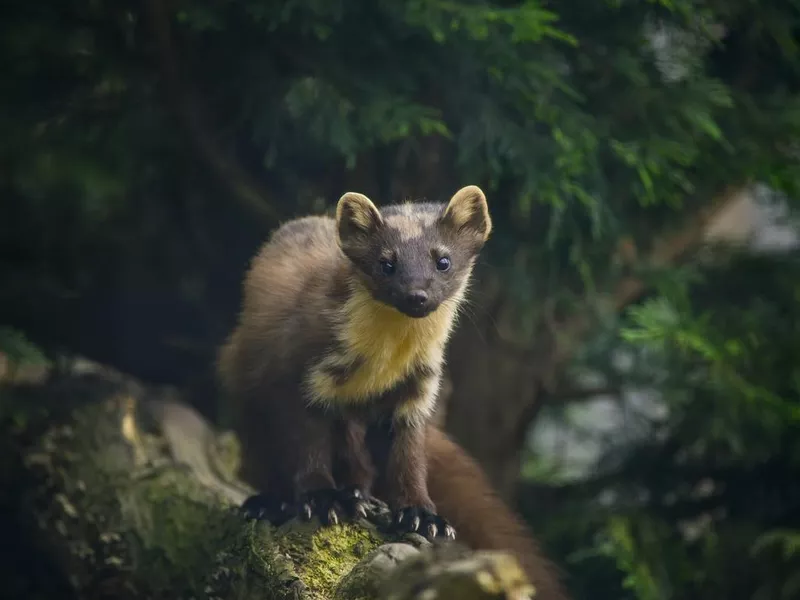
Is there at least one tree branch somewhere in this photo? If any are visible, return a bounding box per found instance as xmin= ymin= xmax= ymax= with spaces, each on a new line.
xmin=549 ymin=184 xmax=748 ymax=374
xmin=1 ymin=359 xmax=536 ymax=600
xmin=460 ymin=186 xmax=752 ymax=482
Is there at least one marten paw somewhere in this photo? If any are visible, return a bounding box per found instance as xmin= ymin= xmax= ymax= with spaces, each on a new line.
xmin=297 ymin=487 xmax=369 ymax=526
xmin=338 ymin=485 xmax=387 ymax=520
xmin=239 ymin=494 xmax=293 ymax=526
xmin=393 ymin=506 xmax=457 ymax=541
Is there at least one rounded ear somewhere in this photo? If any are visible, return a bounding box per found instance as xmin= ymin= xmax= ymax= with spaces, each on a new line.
xmin=336 ymin=192 xmax=384 ymax=244
xmin=440 ymin=185 xmax=492 ymax=244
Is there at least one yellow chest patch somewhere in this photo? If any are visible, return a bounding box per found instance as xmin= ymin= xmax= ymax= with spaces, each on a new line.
xmin=308 ymin=285 xmax=456 ymax=404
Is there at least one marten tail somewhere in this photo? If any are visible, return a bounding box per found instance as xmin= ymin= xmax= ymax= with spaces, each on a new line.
xmin=425 ymin=426 xmax=569 ymax=600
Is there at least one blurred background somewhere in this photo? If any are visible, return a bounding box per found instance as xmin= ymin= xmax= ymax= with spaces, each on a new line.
xmin=2 ymin=0 xmax=800 ymax=598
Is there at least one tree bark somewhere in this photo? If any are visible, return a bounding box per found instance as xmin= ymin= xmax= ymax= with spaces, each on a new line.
xmin=442 ymin=185 xmax=749 ymax=504
xmin=0 ymin=359 xmax=535 ymax=600
xmin=445 ymin=321 xmax=549 ymax=503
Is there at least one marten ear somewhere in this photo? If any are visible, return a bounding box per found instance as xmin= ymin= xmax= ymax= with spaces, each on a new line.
xmin=336 ymin=192 xmax=384 ymax=246
xmin=440 ymin=185 xmax=492 ymax=246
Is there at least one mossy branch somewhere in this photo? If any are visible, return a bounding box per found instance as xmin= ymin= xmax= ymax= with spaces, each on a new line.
xmin=0 ymin=359 xmax=535 ymax=600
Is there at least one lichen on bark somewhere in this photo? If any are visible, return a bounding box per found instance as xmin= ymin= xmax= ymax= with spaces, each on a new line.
xmin=1 ymin=358 xmax=535 ymax=600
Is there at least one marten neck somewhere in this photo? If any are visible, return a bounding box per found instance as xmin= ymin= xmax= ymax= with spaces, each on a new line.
xmin=305 ymin=262 xmax=469 ymax=407
xmin=338 ymin=270 xmax=467 ymax=357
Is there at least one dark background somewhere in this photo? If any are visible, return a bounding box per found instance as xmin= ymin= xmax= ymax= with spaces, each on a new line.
xmin=3 ymin=1 xmax=800 ymax=598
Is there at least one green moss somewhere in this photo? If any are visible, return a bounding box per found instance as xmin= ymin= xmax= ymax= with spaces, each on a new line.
xmin=211 ymin=429 xmax=244 ymax=481
xmin=6 ymin=380 xmax=394 ymax=600
xmin=37 ymin=399 xmax=244 ymax=597
xmin=121 ymin=471 xmax=245 ymax=594
xmin=300 ymin=523 xmax=382 ymax=596
xmin=243 ymin=519 xmax=384 ymax=599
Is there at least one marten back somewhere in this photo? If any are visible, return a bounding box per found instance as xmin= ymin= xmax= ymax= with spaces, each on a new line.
xmin=426 ymin=426 xmax=569 ymax=600
xmin=218 ymin=192 xmax=488 ymax=413
xmin=217 ymin=216 xmax=349 ymax=397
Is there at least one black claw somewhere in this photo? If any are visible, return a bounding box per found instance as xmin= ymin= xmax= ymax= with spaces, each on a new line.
xmin=240 ymin=494 xmax=293 ymax=526
xmin=299 ymin=487 xmax=377 ymax=525
xmin=391 ymin=506 xmax=456 ymax=542
xmin=338 ymin=485 xmax=386 ymax=518
xmin=327 ymin=508 xmax=339 ymax=526
xmin=240 ymin=487 xmax=384 ymax=529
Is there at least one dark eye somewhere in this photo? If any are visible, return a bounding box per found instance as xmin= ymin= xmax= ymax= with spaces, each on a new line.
xmin=436 ymin=256 xmax=451 ymax=272
xmin=380 ymin=259 xmax=396 ymax=275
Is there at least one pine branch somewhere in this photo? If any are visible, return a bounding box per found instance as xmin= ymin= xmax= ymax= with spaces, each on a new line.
xmin=549 ymin=185 xmax=748 ymax=373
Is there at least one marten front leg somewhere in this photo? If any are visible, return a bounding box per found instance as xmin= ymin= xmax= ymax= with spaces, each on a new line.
xmin=332 ymin=418 xmax=385 ymax=519
xmin=241 ymin=402 xmax=353 ymax=527
xmin=370 ymin=418 xmax=456 ymax=541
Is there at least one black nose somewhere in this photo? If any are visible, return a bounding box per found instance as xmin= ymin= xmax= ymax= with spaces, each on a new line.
xmin=406 ymin=290 xmax=428 ymax=308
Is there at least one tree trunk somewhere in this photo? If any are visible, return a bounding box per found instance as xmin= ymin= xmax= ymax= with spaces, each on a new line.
xmin=444 ymin=319 xmax=550 ymax=504
xmin=0 ymin=359 xmax=535 ymax=600
xmin=441 ymin=187 xmax=748 ymax=504
xmin=437 ymin=263 xmax=554 ymax=506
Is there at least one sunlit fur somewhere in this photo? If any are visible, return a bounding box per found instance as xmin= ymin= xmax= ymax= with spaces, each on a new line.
xmin=303 ymin=186 xmax=488 ymax=423
xmin=216 ymin=186 xmax=491 ymax=510
xmin=306 ymin=274 xmax=470 ymax=426
xmin=219 ymin=187 xmax=489 ymax=429
xmin=216 ymin=187 xmax=569 ymax=599
xmin=441 ymin=185 xmax=493 ymax=242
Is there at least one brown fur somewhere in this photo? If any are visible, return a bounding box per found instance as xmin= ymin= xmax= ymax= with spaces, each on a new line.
xmin=216 ymin=185 xmax=568 ymax=598
xmin=217 ymin=187 xmax=489 ymax=509
xmin=426 ymin=426 xmax=569 ymax=600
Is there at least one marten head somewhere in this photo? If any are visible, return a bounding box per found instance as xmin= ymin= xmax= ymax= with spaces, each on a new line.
xmin=335 ymin=185 xmax=492 ymax=319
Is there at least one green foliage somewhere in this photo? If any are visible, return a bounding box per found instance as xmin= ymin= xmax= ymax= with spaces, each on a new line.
xmin=4 ymin=0 xmax=800 ymax=325
xmin=0 ymin=326 xmax=48 ymax=367
xmin=595 ymin=517 xmax=666 ymax=600
xmin=527 ymin=251 xmax=800 ymax=600
xmin=752 ymin=529 xmax=800 ymax=562
xmin=4 ymin=2 xmax=800 ymax=599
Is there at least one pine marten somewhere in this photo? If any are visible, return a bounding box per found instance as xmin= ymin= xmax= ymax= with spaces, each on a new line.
xmin=216 ymin=185 xmax=569 ymax=599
